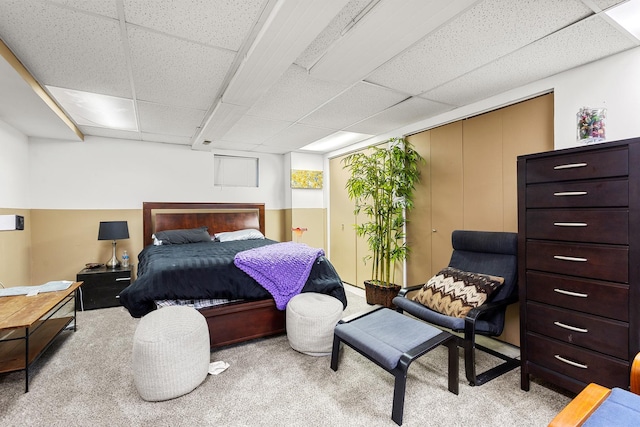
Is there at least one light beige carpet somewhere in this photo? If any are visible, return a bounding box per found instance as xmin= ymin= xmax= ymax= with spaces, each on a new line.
xmin=0 ymin=287 xmax=571 ymax=426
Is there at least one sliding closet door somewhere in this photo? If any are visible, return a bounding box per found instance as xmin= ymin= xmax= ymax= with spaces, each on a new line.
xmin=430 ymin=122 xmax=464 ymax=272
xmin=502 ymin=93 xmax=554 ymax=231
xmin=406 ymin=130 xmax=431 ymax=286
xmin=462 ymin=110 xmax=504 ymax=231
xmin=329 ymin=155 xmax=357 ymax=285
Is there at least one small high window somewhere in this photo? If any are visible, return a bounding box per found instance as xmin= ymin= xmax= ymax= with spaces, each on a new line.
xmin=214 ymin=155 xmax=259 ymax=187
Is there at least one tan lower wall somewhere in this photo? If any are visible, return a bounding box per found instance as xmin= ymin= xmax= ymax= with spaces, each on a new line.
xmin=290 ymin=208 xmax=326 ymax=251
xmin=0 ymin=208 xmax=32 ymax=286
xmin=265 ymin=209 xmax=286 ymax=242
xmin=30 ymin=209 xmax=142 ymax=285
xmin=26 ymin=208 xmax=287 ymax=286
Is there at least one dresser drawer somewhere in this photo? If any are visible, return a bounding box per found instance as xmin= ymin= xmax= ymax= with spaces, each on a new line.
xmin=526 ymin=271 xmax=629 ymax=321
xmin=526 ymin=179 xmax=628 ymax=208
xmin=526 ymin=241 xmax=628 ymax=283
xmin=526 ymin=209 xmax=628 ymax=244
xmin=526 ymin=147 xmax=628 ymax=184
xmin=527 ymin=302 xmax=628 ymax=359
xmin=527 ymin=333 xmax=629 ymax=389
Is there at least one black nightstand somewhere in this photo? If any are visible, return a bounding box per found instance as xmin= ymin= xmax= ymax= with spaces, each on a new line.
xmin=76 ymin=266 xmax=132 ymax=310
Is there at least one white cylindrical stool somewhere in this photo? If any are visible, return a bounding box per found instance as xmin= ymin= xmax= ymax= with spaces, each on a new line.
xmin=132 ymin=306 xmax=210 ymax=401
xmin=286 ymin=293 xmax=344 ymax=356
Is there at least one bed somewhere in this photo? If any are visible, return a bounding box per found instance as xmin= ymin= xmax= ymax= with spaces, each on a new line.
xmin=119 ymin=202 xmax=347 ymax=349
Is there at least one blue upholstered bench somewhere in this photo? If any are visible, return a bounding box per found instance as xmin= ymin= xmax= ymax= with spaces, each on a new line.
xmin=330 ymin=307 xmax=459 ymax=425
xmin=582 ymin=388 xmax=640 ymax=426
xmin=550 ymin=352 xmax=640 ymax=426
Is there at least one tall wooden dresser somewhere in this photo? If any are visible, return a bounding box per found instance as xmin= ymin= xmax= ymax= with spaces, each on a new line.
xmin=518 ymin=137 xmax=640 ymax=394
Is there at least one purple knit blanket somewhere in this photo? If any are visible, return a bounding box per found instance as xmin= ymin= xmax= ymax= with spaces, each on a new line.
xmin=234 ymin=242 xmax=324 ymax=310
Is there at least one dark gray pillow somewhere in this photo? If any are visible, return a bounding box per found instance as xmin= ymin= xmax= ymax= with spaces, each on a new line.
xmin=152 ymin=226 xmax=211 ymax=245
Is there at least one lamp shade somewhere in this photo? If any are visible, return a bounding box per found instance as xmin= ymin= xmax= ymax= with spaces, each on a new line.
xmin=98 ymin=221 xmax=129 ymax=241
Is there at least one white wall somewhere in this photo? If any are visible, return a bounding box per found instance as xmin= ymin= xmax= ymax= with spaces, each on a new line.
xmin=553 ymin=46 xmax=640 ymax=149
xmin=289 ymin=152 xmax=324 ymax=209
xmin=28 ymin=136 xmax=287 ymax=209
xmin=0 ymin=119 xmax=29 ymax=208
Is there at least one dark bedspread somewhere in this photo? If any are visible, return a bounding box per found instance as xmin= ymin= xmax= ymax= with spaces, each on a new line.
xmin=119 ymin=239 xmax=347 ymax=317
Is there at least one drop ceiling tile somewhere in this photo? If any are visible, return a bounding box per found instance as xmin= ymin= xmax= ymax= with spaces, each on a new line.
xmin=137 ymin=102 xmax=206 ymax=137
xmin=423 ymin=14 xmax=636 ymax=107
xmin=46 ymin=0 xmax=119 ymax=18
xmin=590 ymin=0 xmax=626 ymax=11
xmin=141 ymin=132 xmax=192 ymax=145
xmin=210 ymin=141 xmax=261 ymax=151
xmin=346 ymin=97 xmax=454 ymax=135
xmin=123 ymin=0 xmax=267 ymax=51
xmin=247 ymin=64 xmax=350 ymax=122
xmin=299 ymin=82 xmax=408 ymax=130
xmin=367 ymin=0 xmax=594 ymax=95
xmin=295 ymin=0 xmax=373 ymax=69
xmin=127 ymin=25 xmax=236 ymax=110
xmin=250 ymin=144 xmax=290 ymax=154
xmin=0 ymin=56 xmax=81 ymax=140
xmin=79 ymin=126 xmax=141 ymax=140
xmin=221 ymin=115 xmax=294 ymax=144
xmin=0 ymin=0 xmax=131 ymax=97
xmin=262 ymin=123 xmax=335 ymax=149
xmin=200 ymin=102 xmax=250 ymax=141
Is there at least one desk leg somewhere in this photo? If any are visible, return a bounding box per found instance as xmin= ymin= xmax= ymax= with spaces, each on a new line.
xmin=24 ymin=327 xmax=29 ymax=393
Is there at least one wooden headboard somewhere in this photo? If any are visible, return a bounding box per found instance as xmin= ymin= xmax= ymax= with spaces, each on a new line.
xmin=142 ymin=202 xmax=265 ymax=247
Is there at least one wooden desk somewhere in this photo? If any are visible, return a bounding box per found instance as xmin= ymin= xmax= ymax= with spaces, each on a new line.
xmin=0 ymin=281 xmax=82 ymax=392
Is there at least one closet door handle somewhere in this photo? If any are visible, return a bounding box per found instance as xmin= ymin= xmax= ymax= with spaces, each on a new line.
xmin=554 ymin=191 xmax=588 ymax=197
xmin=554 ymin=288 xmax=588 ymax=298
xmin=554 ymin=162 xmax=587 ymax=170
xmin=554 ymin=255 xmax=588 ymax=262
xmin=553 ymin=321 xmax=588 ymax=333
xmin=554 ymin=355 xmax=588 ymax=369
xmin=553 ymin=222 xmax=587 ymax=227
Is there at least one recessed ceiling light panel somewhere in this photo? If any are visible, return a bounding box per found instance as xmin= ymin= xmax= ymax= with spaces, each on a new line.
xmin=46 ymin=86 xmax=138 ymax=131
xmin=300 ymin=131 xmax=372 ymax=152
xmin=606 ymin=0 xmax=640 ymax=40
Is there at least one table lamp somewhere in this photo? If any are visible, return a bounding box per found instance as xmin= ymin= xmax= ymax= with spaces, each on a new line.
xmin=98 ymin=221 xmax=129 ymax=269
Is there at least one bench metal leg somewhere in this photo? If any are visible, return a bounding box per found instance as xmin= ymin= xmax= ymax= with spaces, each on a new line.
xmin=330 ymin=334 xmax=341 ymax=371
xmin=446 ymin=338 xmax=459 ymax=395
xmin=392 ymin=369 xmax=408 ymax=425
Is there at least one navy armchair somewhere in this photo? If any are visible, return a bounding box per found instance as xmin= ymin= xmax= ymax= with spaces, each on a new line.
xmin=394 ymin=230 xmax=519 ymax=386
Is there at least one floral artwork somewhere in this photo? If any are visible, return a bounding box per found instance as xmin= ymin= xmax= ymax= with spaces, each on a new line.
xmin=577 ymin=107 xmax=606 ymax=144
xmin=291 ymin=169 xmax=323 ymax=189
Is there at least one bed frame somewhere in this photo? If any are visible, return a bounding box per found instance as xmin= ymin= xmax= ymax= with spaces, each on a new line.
xmin=142 ymin=202 xmax=286 ymax=348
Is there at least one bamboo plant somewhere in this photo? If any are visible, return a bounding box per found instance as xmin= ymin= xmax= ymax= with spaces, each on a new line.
xmin=342 ymin=137 xmax=423 ymax=287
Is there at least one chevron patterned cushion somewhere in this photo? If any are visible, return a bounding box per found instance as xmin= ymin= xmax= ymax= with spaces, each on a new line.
xmin=412 ymin=267 xmax=504 ymax=318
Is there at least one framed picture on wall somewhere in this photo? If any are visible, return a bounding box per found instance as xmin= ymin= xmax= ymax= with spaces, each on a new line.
xmin=291 ymin=169 xmax=323 ymax=189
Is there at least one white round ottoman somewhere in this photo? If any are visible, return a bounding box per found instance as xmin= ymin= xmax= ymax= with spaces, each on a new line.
xmin=132 ymin=306 xmax=210 ymax=401
xmin=286 ymin=293 xmax=344 ymax=356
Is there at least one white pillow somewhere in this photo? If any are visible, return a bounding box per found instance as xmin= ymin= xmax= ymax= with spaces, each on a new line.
xmin=214 ymin=228 xmax=265 ymax=242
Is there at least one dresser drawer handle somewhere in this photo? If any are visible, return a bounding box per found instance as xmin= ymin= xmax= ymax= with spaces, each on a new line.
xmin=553 ymin=191 xmax=588 ymax=197
xmin=554 ymin=288 xmax=588 ymax=298
xmin=554 ymin=162 xmax=587 ymax=170
xmin=115 ymin=277 xmax=131 ymax=282
xmin=554 ymin=354 xmax=588 ymax=369
xmin=554 ymin=255 xmax=588 ymax=262
xmin=553 ymin=222 xmax=587 ymax=227
xmin=553 ymin=321 xmax=588 ymax=333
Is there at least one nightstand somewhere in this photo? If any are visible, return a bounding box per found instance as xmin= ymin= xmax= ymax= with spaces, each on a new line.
xmin=76 ymin=266 xmax=132 ymax=310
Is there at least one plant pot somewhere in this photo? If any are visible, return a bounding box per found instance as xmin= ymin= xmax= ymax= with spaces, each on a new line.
xmin=364 ymin=280 xmax=401 ymax=308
